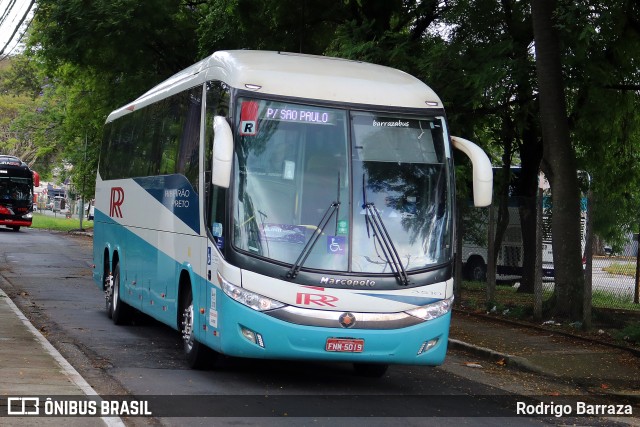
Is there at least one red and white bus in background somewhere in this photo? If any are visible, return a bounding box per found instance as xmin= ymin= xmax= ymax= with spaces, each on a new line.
xmin=0 ymin=155 xmax=39 ymax=231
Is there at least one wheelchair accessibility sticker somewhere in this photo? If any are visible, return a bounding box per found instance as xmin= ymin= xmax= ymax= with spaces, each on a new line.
xmin=327 ymin=236 xmax=345 ymax=255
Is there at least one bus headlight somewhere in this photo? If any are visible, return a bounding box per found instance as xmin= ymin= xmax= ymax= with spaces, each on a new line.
xmin=218 ymin=273 xmax=285 ymax=311
xmin=405 ymin=296 xmax=454 ymax=321
xmin=22 ymin=213 xmax=33 ymax=219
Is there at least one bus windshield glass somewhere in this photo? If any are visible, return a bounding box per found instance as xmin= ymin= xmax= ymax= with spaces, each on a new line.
xmin=0 ymin=177 xmax=32 ymax=203
xmin=232 ymin=97 xmax=452 ymax=274
xmin=351 ymin=113 xmax=451 ymax=272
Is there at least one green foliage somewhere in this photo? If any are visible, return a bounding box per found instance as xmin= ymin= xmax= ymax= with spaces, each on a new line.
xmin=0 ymin=57 xmax=53 ymax=171
xmin=0 ymin=55 xmax=43 ymax=98
xmin=195 ymin=0 xmax=247 ymax=55
xmin=556 ymin=0 xmax=640 ymax=244
xmin=29 ymin=0 xmax=199 ymax=81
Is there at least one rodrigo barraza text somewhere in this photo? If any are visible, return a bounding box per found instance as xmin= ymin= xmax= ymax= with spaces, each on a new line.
xmin=516 ymin=401 xmax=633 ymax=417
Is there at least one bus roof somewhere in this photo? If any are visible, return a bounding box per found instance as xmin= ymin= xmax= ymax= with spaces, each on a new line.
xmin=0 ymin=155 xmax=25 ymax=166
xmin=0 ymin=155 xmax=32 ymax=179
xmin=107 ymin=50 xmax=443 ymax=122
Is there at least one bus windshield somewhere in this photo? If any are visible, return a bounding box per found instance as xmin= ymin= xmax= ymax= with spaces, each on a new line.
xmin=231 ymin=97 xmax=452 ymax=275
xmin=0 ymin=177 xmax=32 ymax=203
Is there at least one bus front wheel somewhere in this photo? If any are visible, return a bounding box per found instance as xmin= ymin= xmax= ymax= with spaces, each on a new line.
xmin=181 ymin=286 xmax=215 ymax=369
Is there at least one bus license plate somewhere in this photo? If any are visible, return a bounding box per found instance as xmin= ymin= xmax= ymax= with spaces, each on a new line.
xmin=325 ymin=338 xmax=364 ymax=353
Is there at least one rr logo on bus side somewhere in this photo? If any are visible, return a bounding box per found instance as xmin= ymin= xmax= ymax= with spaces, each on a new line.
xmin=110 ymin=187 xmax=124 ymax=218
xmin=295 ymin=292 xmax=338 ymax=307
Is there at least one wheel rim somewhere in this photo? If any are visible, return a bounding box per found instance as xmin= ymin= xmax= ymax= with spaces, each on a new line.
xmin=105 ymin=274 xmax=113 ymax=311
xmin=112 ymin=272 xmax=119 ymax=312
xmin=182 ymin=303 xmax=195 ymax=352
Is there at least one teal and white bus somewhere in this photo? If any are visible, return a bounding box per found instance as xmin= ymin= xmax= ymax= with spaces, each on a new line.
xmin=93 ymin=50 xmax=492 ymax=376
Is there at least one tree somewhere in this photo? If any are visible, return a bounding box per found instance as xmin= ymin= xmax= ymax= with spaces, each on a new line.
xmin=415 ymin=1 xmax=542 ymax=294
xmin=0 ymin=56 xmax=60 ymax=174
xmin=24 ymin=0 xmax=208 ymax=196
xmin=558 ymin=1 xmax=640 ymax=247
xmin=0 ymin=91 xmax=38 ymax=162
xmin=531 ymin=0 xmax=585 ymax=319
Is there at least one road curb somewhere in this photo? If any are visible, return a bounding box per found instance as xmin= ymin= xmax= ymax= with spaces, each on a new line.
xmin=448 ymin=338 xmax=548 ymax=375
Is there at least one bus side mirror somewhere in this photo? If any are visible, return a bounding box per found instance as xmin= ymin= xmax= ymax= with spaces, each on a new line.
xmin=451 ymin=136 xmax=493 ymax=207
xmin=212 ymin=116 xmax=234 ymax=188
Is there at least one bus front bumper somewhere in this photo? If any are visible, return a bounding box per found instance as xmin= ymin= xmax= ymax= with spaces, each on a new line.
xmin=200 ymin=296 xmax=450 ymax=366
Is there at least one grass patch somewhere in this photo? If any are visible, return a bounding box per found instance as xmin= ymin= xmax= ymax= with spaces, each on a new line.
xmin=592 ymin=289 xmax=639 ymax=310
xmin=459 ymin=281 xmax=640 ymax=345
xmin=611 ymin=321 xmax=640 ymax=345
xmin=460 ymin=281 xmax=640 ymax=314
xmin=31 ymin=212 xmax=93 ymax=232
xmin=458 ymin=281 xmax=548 ymax=319
xmin=603 ymin=262 xmax=636 ymax=277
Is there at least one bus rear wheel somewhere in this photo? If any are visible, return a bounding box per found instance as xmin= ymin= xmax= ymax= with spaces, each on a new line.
xmin=465 ymin=257 xmax=487 ymax=282
xmin=107 ymin=263 xmax=131 ymax=325
xmin=181 ymin=286 xmax=216 ymax=369
xmin=353 ymin=362 xmax=389 ymax=378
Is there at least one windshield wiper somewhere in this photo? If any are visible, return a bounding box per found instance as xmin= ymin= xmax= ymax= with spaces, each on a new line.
xmin=286 ymin=201 xmax=340 ymax=280
xmin=362 ymin=175 xmax=410 ymax=286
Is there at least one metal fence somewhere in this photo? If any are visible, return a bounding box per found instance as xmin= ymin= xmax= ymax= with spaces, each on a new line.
xmin=457 ymin=191 xmax=640 ymax=317
xmin=588 ymin=235 xmax=640 ymax=310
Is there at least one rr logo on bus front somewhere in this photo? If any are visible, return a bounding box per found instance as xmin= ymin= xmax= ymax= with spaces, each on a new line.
xmin=110 ymin=187 xmax=124 ymax=218
xmin=296 ymin=292 xmax=338 ymax=307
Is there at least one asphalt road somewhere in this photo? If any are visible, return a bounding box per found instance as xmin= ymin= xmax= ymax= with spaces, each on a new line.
xmin=0 ymin=227 xmax=621 ymax=426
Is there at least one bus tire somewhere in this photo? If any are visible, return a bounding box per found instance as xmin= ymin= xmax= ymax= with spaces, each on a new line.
xmin=181 ymin=286 xmax=214 ymax=369
xmin=353 ymin=362 xmax=388 ymax=378
xmin=109 ymin=263 xmax=131 ymax=325
xmin=11 ymin=226 xmax=20 ymax=232
xmin=465 ymin=257 xmax=487 ymax=282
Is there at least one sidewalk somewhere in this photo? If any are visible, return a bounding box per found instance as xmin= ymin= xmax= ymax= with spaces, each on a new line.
xmin=449 ymin=310 xmax=640 ymax=400
xmin=0 ymin=288 xmax=123 ymax=426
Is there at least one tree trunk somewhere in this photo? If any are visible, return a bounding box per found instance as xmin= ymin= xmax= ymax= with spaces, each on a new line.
xmin=490 ymin=134 xmax=513 ymax=285
xmin=517 ymin=114 xmax=543 ymax=294
xmin=531 ymin=0 xmax=585 ymax=320
xmin=454 ymin=200 xmax=463 ymax=303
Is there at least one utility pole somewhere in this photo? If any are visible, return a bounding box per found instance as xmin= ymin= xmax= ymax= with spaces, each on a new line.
xmin=79 ymin=134 xmax=87 ymax=231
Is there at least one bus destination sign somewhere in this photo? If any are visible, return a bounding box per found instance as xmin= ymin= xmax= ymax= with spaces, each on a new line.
xmin=264 ymin=106 xmax=334 ymax=125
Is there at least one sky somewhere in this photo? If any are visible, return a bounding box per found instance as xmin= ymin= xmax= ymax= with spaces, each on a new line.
xmin=0 ymin=0 xmax=35 ymax=57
